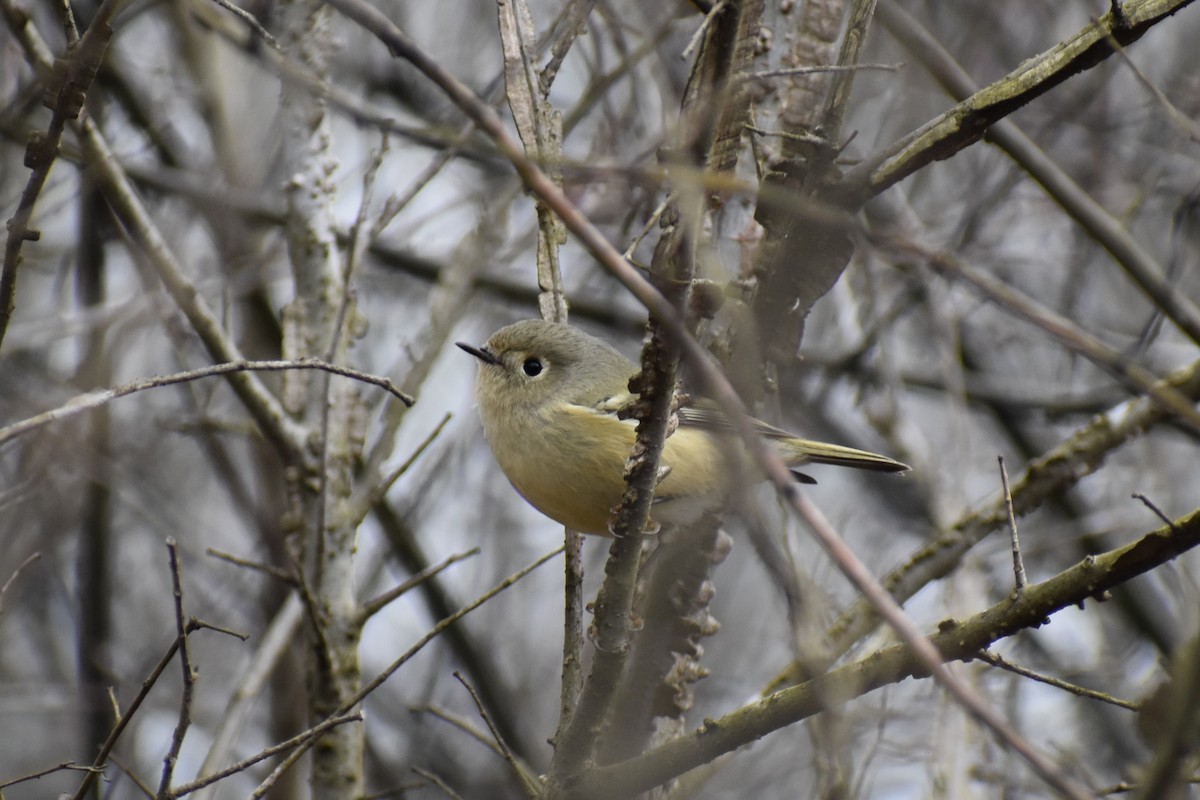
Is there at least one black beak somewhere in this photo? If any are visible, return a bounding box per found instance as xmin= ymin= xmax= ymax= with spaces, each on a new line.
xmin=456 ymin=341 xmax=501 ymax=365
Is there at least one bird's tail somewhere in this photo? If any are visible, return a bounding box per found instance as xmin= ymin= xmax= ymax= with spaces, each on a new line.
xmin=777 ymin=438 xmax=909 ymax=474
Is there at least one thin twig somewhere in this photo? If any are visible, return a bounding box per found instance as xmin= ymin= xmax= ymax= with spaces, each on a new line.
xmin=357 ymin=548 xmax=479 ymax=623
xmin=411 ymin=767 xmax=466 ymax=800
xmin=109 ymin=754 xmax=157 ymax=799
xmin=976 ymin=650 xmax=1139 ymax=710
xmin=70 ymin=634 xmax=185 ymax=800
xmin=1101 ymin=27 xmax=1200 ymax=143
xmin=1132 ymin=493 xmax=1175 ymax=529
xmin=998 ymin=456 xmax=1027 ymax=591
xmin=1097 ymin=777 xmax=1200 ymax=796
xmin=203 ymin=0 xmax=279 ymax=48
xmin=0 ymin=762 xmax=100 ymax=791
xmin=179 ymin=711 xmax=363 ymax=798
xmin=621 ymin=198 xmax=670 ymax=262
xmin=192 ymin=593 xmax=304 ymax=800
xmin=453 ymin=672 xmax=540 ymax=797
xmin=204 ymin=548 xmax=295 ymax=584
xmin=0 ymin=358 xmax=413 ymax=448
xmin=348 ymin=546 xmax=563 ymax=711
xmin=0 ymin=551 xmax=40 ymax=616
xmin=159 ymin=539 xmax=196 ymax=796
xmin=202 ymin=0 xmax=277 ymax=47
xmin=681 ymin=0 xmax=727 ymax=60
xmin=350 ymin=412 xmax=452 ymax=521
xmin=537 ymin=0 xmax=598 ymax=94
xmin=418 ymin=704 xmax=504 ymax=756
xmin=744 ymin=125 xmax=832 ymax=147
xmin=188 ymin=618 xmax=249 ymax=641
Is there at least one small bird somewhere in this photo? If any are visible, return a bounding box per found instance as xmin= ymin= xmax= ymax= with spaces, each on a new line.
xmin=457 ymin=319 xmax=908 ymax=535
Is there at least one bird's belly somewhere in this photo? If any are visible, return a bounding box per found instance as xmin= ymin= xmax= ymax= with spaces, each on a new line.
xmin=491 ymin=408 xmax=734 ymax=534
xmin=485 ymin=406 xmax=633 ymax=534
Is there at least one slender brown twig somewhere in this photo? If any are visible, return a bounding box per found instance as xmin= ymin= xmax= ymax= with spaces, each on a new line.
xmin=453 ymin=672 xmax=540 ymax=797
xmin=179 ymin=711 xmax=363 ymax=798
xmin=976 ymin=650 xmax=1138 ymax=711
xmin=998 ymin=456 xmax=1027 ymax=591
xmin=158 ymin=540 xmax=196 ymax=796
xmin=357 ymin=548 xmax=479 ymax=623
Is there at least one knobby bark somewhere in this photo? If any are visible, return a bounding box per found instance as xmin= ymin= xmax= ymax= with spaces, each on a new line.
xmin=278 ymin=0 xmax=367 ymax=796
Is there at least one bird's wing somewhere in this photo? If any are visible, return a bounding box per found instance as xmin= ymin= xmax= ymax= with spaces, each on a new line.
xmin=592 ymin=390 xmax=639 ymax=418
xmin=676 ymin=398 xmax=793 ymax=440
xmin=679 ymin=398 xmax=907 ymax=474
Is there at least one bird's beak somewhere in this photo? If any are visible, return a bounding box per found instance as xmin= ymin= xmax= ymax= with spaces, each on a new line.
xmin=456 ymin=341 xmax=501 ymax=365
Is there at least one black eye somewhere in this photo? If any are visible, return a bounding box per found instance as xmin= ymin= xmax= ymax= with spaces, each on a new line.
xmin=522 ymin=357 xmax=544 ymax=377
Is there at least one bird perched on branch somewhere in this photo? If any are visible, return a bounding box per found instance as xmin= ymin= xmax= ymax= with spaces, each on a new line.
xmin=458 ymin=319 xmax=908 ymax=535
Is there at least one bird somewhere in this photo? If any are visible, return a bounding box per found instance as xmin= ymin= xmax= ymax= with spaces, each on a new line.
xmin=457 ymin=319 xmax=908 ymax=535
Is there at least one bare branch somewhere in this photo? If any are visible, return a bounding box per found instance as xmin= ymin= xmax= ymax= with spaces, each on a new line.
xmin=246 ymin=547 xmax=564 ymax=788
xmin=848 ymin=0 xmax=1199 ymax=201
xmin=874 ymin=0 xmax=1200 ymax=348
xmin=0 ymin=762 xmax=101 ymax=791
xmin=0 ymin=359 xmax=412 ymax=448
xmin=357 ymin=548 xmax=479 ymax=623
xmin=998 ymin=456 xmax=1028 ymax=591
xmin=815 ymin=354 xmax=1200 ymax=680
xmin=572 ymin=506 xmax=1200 ymax=798
xmin=909 ymin=241 xmax=1200 ymax=432
xmin=69 ymin=622 xmax=217 ymax=800
xmin=0 ymin=551 xmax=40 ymax=617
xmin=453 ymin=672 xmax=541 ymax=797
xmin=179 ymin=712 xmax=364 ymax=798
xmin=348 ymin=546 xmax=563 ymax=711
xmin=192 ymin=594 xmax=305 ymax=800
xmin=158 ymin=540 xmax=196 ymax=797
xmin=0 ymin=0 xmax=130 ymax=348
xmin=976 ymin=650 xmax=1139 ymax=711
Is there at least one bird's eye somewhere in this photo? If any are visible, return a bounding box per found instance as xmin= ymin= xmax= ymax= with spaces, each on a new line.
xmin=522 ymin=357 xmax=544 ymax=377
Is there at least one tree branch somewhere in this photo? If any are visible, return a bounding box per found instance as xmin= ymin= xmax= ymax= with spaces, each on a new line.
xmin=572 ymin=506 xmax=1200 ymax=798
xmin=843 ymin=0 xmax=1198 ymax=202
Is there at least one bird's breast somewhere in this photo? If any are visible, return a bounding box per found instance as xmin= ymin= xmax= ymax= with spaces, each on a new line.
xmin=481 ymin=403 xmax=733 ymax=534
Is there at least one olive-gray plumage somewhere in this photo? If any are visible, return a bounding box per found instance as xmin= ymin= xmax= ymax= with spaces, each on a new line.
xmin=458 ymin=320 xmax=907 ymax=534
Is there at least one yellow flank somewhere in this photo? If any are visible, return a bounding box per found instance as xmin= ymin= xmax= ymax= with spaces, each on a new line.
xmin=494 ymin=403 xmax=725 ymax=535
